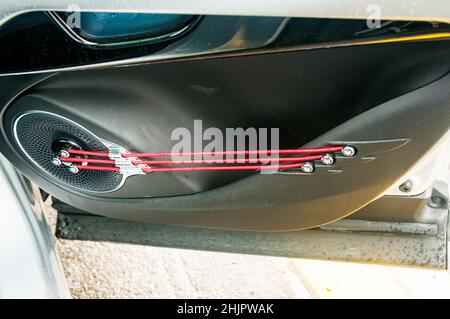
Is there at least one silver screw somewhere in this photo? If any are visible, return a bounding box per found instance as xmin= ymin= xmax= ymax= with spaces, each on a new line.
xmin=399 ymin=180 xmax=413 ymax=193
xmin=321 ymin=154 xmax=334 ymax=165
xmin=301 ymin=162 xmax=314 ymax=173
xmin=428 ymin=196 xmax=446 ymax=208
xmin=341 ymin=146 xmax=356 ymax=157
xmin=69 ymin=165 xmax=79 ymax=174
xmin=60 ymin=150 xmax=70 ymax=158
xmin=52 ymin=158 xmax=61 ymax=166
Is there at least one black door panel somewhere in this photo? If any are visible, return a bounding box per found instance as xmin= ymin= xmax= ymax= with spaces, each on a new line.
xmin=1 ymin=40 xmax=449 ymax=230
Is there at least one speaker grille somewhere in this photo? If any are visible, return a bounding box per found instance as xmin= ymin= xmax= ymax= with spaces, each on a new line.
xmin=14 ymin=111 xmax=123 ymax=192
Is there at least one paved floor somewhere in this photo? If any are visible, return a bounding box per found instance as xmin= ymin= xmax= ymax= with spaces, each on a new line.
xmin=45 ymin=201 xmax=450 ymax=299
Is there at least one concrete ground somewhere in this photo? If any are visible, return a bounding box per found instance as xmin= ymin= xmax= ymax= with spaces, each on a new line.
xmin=44 ymin=201 xmax=450 ymax=299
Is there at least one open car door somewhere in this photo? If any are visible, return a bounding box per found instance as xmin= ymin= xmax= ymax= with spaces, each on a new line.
xmin=0 ymin=1 xmax=449 ymax=268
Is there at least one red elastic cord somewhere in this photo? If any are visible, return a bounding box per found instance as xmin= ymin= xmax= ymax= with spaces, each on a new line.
xmin=75 ymin=162 xmax=304 ymax=173
xmin=68 ymin=146 xmax=343 ymax=173
xmin=133 ymin=155 xmax=322 ymax=165
xmin=68 ymin=146 xmax=343 ymax=158
xmin=68 ymin=149 xmax=109 ymax=157
xmin=123 ymin=146 xmax=343 ymax=158
xmin=75 ymin=165 xmax=120 ymax=172
xmin=62 ymin=155 xmax=322 ymax=166
xmin=141 ymin=162 xmax=304 ymax=173
xmin=62 ymin=155 xmax=322 ymax=165
xmin=61 ymin=157 xmax=115 ymax=164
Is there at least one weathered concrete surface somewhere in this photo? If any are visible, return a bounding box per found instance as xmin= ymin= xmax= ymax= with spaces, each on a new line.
xmin=45 ymin=201 xmax=450 ymax=299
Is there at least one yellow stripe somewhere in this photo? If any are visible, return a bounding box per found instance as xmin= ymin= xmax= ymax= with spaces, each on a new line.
xmin=359 ymin=32 xmax=450 ymax=45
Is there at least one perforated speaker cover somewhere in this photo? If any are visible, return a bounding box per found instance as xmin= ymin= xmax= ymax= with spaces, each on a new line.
xmin=13 ymin=111 xmax=123 ymax=192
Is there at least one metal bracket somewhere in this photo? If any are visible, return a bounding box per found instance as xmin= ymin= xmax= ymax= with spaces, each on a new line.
xmin=107 ymin=146 xmax=145 ymax=175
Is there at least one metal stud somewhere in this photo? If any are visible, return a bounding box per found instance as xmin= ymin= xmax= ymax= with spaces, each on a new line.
xmin=399 ymin=180 xmax=413 ymax=193
xmin=341 ymin=146 xmax=356 ymax=157
xmin=428 ymin=196 xmax=446 ymax=208
xmin=52 ymin=158 xmax=61 ymax=166
xmin=321 ymin=154 xmax=334 ymax=165
xmin=301 ymin=162 xmax=314 ymax=173
xmin=69 ymin=165 xmax=79 ymax=174
xmin=60 ymin=150 xmax=70 ymax=158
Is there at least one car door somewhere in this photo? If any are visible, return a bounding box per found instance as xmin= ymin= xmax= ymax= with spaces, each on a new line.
xmin=0 ymin=2 xmax=449 ymax=268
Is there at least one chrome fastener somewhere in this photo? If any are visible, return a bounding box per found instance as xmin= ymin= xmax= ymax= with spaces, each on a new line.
xmin=341 ymin=146 xmax=356 ymax=157
xmin=320 ymin=153 xmax=334 ymax=165
xmin=59 ymin=150 xmax=70 ymax=158
xmin=399 ymin=180 xmax=413 ymax=193
xmin=106 ymin=146 xmax=145 ymax=175
xmin=301 ymin=162 xmax=314 ymax=173
xmin=428 ymin=196 xmax=446 ymax=208
xmin=52 ymin=158 xmax=62 ymax=166
xmin=69 ymin=165 xmax=79 ymax=174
